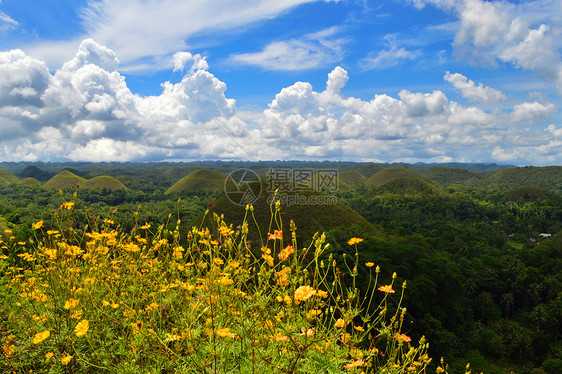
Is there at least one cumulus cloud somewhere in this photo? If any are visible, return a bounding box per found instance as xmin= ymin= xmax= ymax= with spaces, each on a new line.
xmin=409 ymin=0 xmax=562 ymax=95
xmin=0 ymin=39 xmax=559 ymax=164
xmin=230 ymin=27 xmax=346 ymax=71
xmin=444 ymin=71 xmax=507 ymax=103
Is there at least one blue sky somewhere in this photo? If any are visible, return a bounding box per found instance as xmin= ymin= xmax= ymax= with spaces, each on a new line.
xmin=0 ymin=0 xmax=560 ymax=164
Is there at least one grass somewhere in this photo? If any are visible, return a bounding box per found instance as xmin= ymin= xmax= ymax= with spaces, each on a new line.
xmin=0 ymin=196 xmax=448 ymax=373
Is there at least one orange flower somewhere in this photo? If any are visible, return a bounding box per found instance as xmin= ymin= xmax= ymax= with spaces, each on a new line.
xmin=395 ymin=333 xmax=412 ymax=343
xmin=267 ymin=230 xmax=283 ymax=241
xmin=334 ymin=318 xmax=346 ymax=328
xmin=278 ymin=245 xmax=294 ymax=260
xmin=61 ymin=355 xmax=73 ymax=365
xmin=378 ymin=285 xmax=395 ymax=293
xmin=216 ymin=328 xmax=237 ymax=338
xmin=294 ymin=285 xmax=316 ymax=303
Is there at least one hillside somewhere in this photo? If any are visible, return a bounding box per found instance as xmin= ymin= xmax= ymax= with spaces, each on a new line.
xmin=423 ymin=166 xmax=480 ymax=186
xmin=365 ymin=167 xmax=421 ymax=187
xmin=375 ymin=177 xmax=443 ymax=196
xmin=43 ymin=170 xmax=88 ymax=190
xmin=17 ymin=165 xmax=53 ymax=182
xmin=486 ymin=166 xmax=562 ymax=193
xmin=85 ymin=176 xmax=128 ymax=190
xmin=165 ymin=169 xmax=226 ymax=194
xmin=339 ymin=170 xmax=367 ymax=185
xmin=18 ymin=177 xmax=41 ymax=187
xmin=43 ymin=171 xmax=128 ymax=191
xmin=0 ymin=169 xmax=19 ymax=187
xmin=504 ymin=186 xmax=562 ymax=203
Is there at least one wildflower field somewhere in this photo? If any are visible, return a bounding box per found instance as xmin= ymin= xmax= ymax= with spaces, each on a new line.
xmin=0 ymin=197 xmax=444 ymax=373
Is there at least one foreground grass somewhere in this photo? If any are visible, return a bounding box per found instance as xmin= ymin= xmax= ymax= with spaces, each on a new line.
xmin=0 ymin=197 xmax=447 ymax=373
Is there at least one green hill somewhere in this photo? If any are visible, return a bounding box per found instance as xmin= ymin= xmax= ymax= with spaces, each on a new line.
xmin=19 ymin=177 xmax=41 ymax=187
xmin=504 ymin=186 xmax=562 ymax=203
xmin=423 ymin=166 xmax=480 ymax=186
xmin=339 ymin=170 xmax=367 ymax=185
xmin=165 ymin=169 xmax=226 ymax=195
xmin=18 ymin=165 xmax=53 ymax=182
xmin=365 ymin=167 xmax=421 ymax=187
xmin=43 ymin=170 xmax=87 ymax=190
xmin=349 ymin=164 xmax=384 ymax=177
xmin=375 ymin=177 xmax=443 ymax=196
xmin=43 ymin=171 xmax=128 ymax=191
xmin=85 ymin=176 xmax=128 ymax=190
xmin=486 ymin=166 xmax=562 ymax=193
xmin=0 ymin=169 xmax=19 ymax=187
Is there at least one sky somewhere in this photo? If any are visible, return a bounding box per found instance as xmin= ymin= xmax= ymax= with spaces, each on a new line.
xmin=0 ymin=0 xmax=561 ymax=165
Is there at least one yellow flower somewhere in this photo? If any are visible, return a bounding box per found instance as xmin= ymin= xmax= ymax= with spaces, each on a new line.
xmin=335 ymin=318 xmax=346 ymax=328
xmin=60 ymin=202 xmax=74 ymax=210
xmin=378 ymin=285 xmax=395 ymax=293
xmin=306 ymin=309 xmax=323 ymax=319
xmin=2 ymin=344 xmax=15 ymax=356
xmin=347 ymin=237 xmax=363 ymax=246
xmin=365 ymin=262 xmax=374 ymax=267
xmin=33 ymin=330 xmax=50 ymax=344
xmin=45 ymin=352 xmax=54 ymax=359
xmin=64 ymin=298 xmax=80 ymax=310
xmin=140 ymin=224 xmax=151 ymax=230
xmin=262 ymin=253 xmax=274 ymax=267
xmin=61 ymin=355 xmax=73 ymax=365
xmin=75 ymin=319 xmax=89 ymax=337
xmin=32 ymin=220 xmax=44 ymax=230
xmin=294 ymin=285 xmax=316 ymax=303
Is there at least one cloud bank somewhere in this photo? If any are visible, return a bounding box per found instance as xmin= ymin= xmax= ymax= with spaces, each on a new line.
xmin=0 ymin=39 xmax=559 ymax=164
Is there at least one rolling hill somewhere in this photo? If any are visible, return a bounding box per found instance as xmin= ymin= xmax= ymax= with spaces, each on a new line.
xmin=486 ymin=166 xmax=562 ymax=193
xmin=19 ymin=177 xmax=41 ymax=187
xmin=423 ymin=166 xmax=481 ymax=186
xmin=365 ymin=167 xmax=421 ymax=187
xmin=339 ymin=170 xmax=367 ymax=185
xmin=43 ymin=171 xmax=128 ymax=191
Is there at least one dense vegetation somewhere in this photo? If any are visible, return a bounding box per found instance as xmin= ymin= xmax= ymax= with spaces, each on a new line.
xmin=0 ymin=161 xmax=561 ymax=373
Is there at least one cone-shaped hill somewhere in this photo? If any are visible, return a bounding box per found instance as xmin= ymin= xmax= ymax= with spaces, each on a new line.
xmin=43 ymin=171 xmax=127 ymax=191
xmin=422 ymin=166 xmax=480 ymax=186
xmin=85 ymin=176 xmax=127 ymax=190
xmin=365 ymin=167 xmax=421 ymax=187
xmin=166 ymin=169 xmax=226 ymax=195
xmin=0 ymin=169 xmax=19 ymax=187
xmin=504 ymin=186 xmax=562 ymax=203
xmin=375 ymin=177 xmax=443 ymax=196
xmin=339 ymin=170 xmax=367 ymax=185
xmin=198 ymin=180 xmax=377 ymax=246
xmin=18 ymin=165 xmax=53 ymax=181
xmin=486 ymin=166 xmax=562 ymax=193
xmin=43 ymin=170 xmax=87 ymax=190
xmin=19 ymin=177 xmax=41 ymax=187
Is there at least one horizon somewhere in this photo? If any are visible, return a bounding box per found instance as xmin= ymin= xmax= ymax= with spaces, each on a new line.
xmin=0 ymin=0 xmax=561 ymax=165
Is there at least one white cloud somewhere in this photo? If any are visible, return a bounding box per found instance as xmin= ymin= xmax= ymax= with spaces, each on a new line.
xmin=411 ymin=0 xmax=562 ymax=95
xmin=510 ymin=101 xmax=556 ymax=123
xmin=0 ymin=8 xmax=18 ymax=31
xmin=444 ymin=71 xmax=507 ymax=103
xmin=172 ymin=52 xmax=208 ymax=73
xmin=230 ymin=27 xmax=346 ymax=71
xmin=360 ymin=46 xmax=419 ymax=70
xmin=0 ymin=40 xmax=560 ymax=164
xmin=24 ymin=0 xmax=330 ymax=69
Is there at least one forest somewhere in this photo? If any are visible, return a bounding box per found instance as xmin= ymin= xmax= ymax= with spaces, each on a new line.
xmin=0 ymin=161 xmax=561 ymax=373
